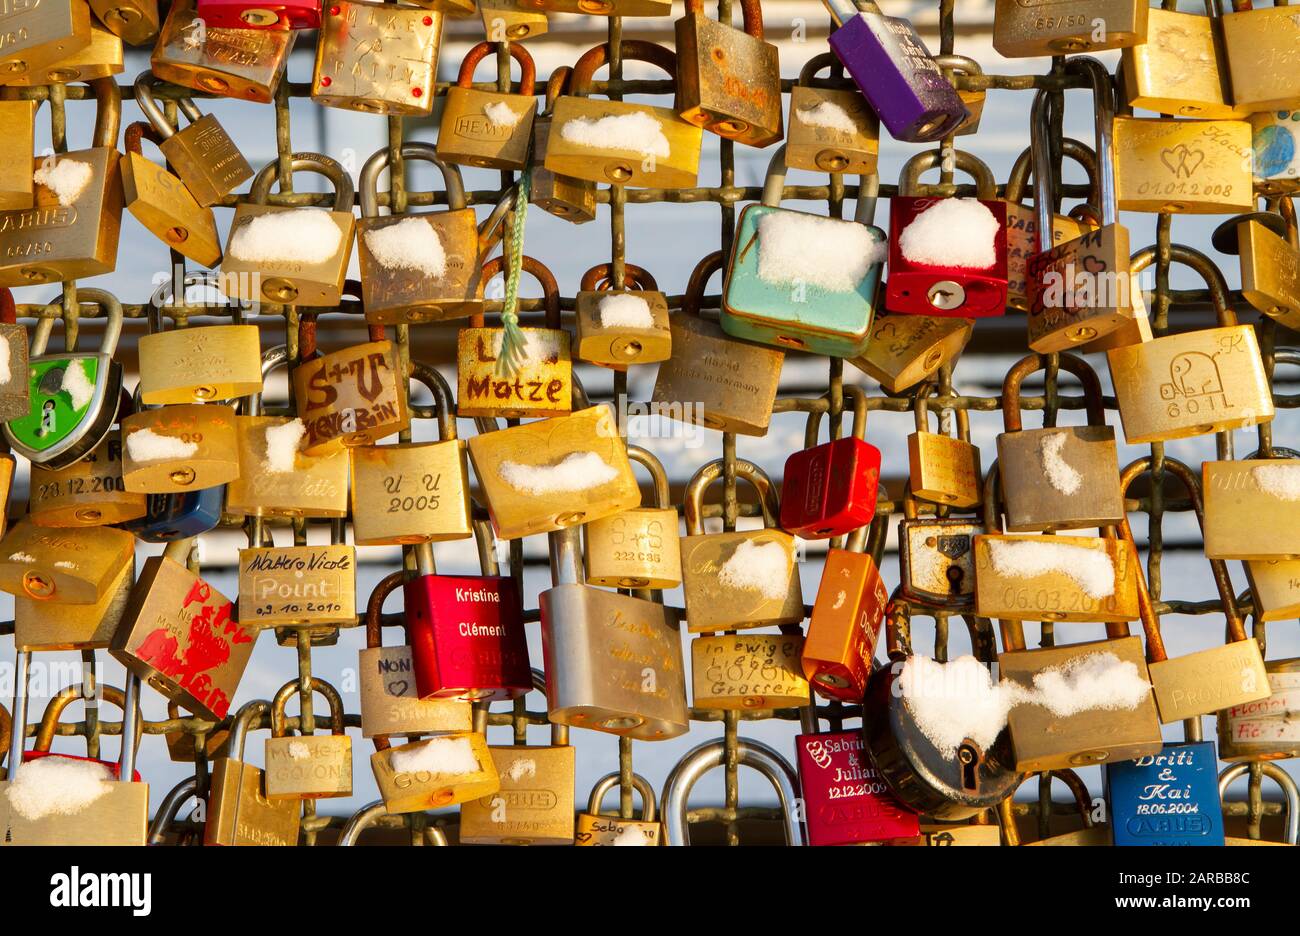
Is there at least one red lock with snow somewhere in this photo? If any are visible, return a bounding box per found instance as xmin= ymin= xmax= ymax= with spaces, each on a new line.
xmin=886 ymin=195 xmax=1008 ymax=318
xmin=195 ymin=0 xmax=320 ymax=29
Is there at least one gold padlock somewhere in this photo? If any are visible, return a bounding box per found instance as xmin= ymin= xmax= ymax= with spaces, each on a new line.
xmin=151 ymin=0 xmax=293 ymax=103
xmin=0 ymin=519 xmax=134 ymax=604
xmin=5 ymin=18 xmax=122 ymax=86
xmin=237 ymin=517 xmax=355 ymax=631
xmin=137 ymin=285 xmax=261 ymax=405
xmin=469 ymin=401 xmax=641 ymax=541
xmin=674 ymin=0 xmax=781 ymax=147
xmin=204 ymin=700 xmax=299 ymax=845
xmin=546 ymin=40 xmax=702 ymax=189
xmin=513 ymin=0 xmax=669 ymax=16
xmin=1118 ymin=457 xmax=1270 ymax=724
xmin=28 ymin=428 xmax=147 ymax=527
xmin=1215 ymin=203 xmax=1300 ymax=332
xmin=1113 ymin=115 xmax=1253 ymax=214
xmin=0 ymin=77 xmax=122 ymax=288
xmin=1076 ymin=242 xmax=1153 ymax=354
xmin=370 ymin=731 xmax=499 ymax=815
xmin=1220 ymin=0 xmax=1300 ymax=113
xmin=1121 ymin=4 xmax=1244 ymax=118
xmin=351 ymin=362 xmax=472 ymax=546
xmin=120 ymin=121 xmax=222 ymax=267
xmin=583 ymin=444 xmax=681 ymax=589
xmin=120 ymin=397 xmax=240 ymax=494
xmin=13 ymin=547 xmax=133 ymax=650
xmin=91 ymin=0 xmax=159 ymax=46
xmin=480 ymin=0 xmax=547 ymax=41
xmin=651 ymin=251 xmax=784 ymax=437
xmin=1217 ymin=655 xmax=1300 ymax=762
xmin=530 ymin=67 xmax=596 ymax=224
xmin=679 ymin=457 xmax=803 ymax=633
xmin=1245 ymin=555 xmax=1300 ymax=623
xmin=1106 ymin=244 xmax=1273 ymax=444
xmin=0 ymin=0 xmax=92 ymax=82
xmin=356 ymin=142 xmax=482 ymax=325
xmin=906 ymin=383 xmax=982 ymax=509
xmin=785 ymin=52 xmax=878 ymax=175
xmin=263 ymin=678 xmax=352 ymax=800
xmin=226 ymin=345 xmax=349 ymax=519
xmin=438 ymin=41 xmax=538 ymax=170
xmin=992 ymin=0 xmax=1148 ymax=56
xmin=575 ymin=773 xmax=661 ymax=846
xmin=312 ymin=0 xmax=442 ymax=115
xmin=848 ymin=312 xmax=971 ymax=394
xmin=691 ymin=631 xmax=808 ymax=711
xmin=223 ymin=153 xmax=356 ymax=307
xmin=0 ymin=97 xmax=35 ymax=210
xmin=574 ymin=262 xmax=672 ymax=368
xmin=1203 ymin=453 xmax=1300 ymax=560
xmin=935 ymin=54 xmax=984 ymax=136
xmin=457 ymin=254 xmax=573 ymax=420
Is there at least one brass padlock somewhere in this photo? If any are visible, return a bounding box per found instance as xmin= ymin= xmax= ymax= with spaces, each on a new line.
xmin=5 ymin=18 xmax=123 ymax=86
xmin=1218 ymin=654 xmax=1300 ymax=762
xmin=204 ymin=700 xmax=300 ymax=846
xmin=1113 ymin=114 xmax=1253 ymax=214
xmin=457 ymin=254 xmax=572 ymax=420
xmin=134 ymin=72 xmax=252 ymax=208
xmin=351 ymin=362 xmax=472 ymax=546
xmin=356 ymin=142 xmax=482 ymax=325
xmin=28 ymin=428 xmax=146 ymax=528
xmin=480 ymin=0 xmax=547 ymax=41
xmin=1249 ymin=109 xmax=1300 ymax=194
xmin=1107 ymin=243 xmax=1273 ymax=444
xmin=458 ymin=672 xmax=576 ymax=845
xmin=896 ymin=485 xmax=980 ymax=610
xmin=995 ymin=353 xmax=1124 ymax=532
xmin=91 ymin=0 xmax=159 ymax=46
xmin=785 ymin=52 xmax=878 ymax=175
xmin=370 ymin=730 xmax=499 ymax=815
xmin=680 ymin=457 xmax=802 ymax=633
xmin=137 ymin=285 xmax=261 ymax=405
xmin=1015 ymin=771 xmax=1107 ymax=846
xmin=651 ymin=251 xmax=784 ymax=437
xmin=574 ymin=262 xmax=672 ymax=368
xmin=546 ymin=40 xmax=702 ymax=189
xmin=0 ymin=77 xmax=122 ymax=288
xmin=1220 ymin=0 xmax=1300 ymax=113
xmin=692 ymin=631 xmax=808 ymax=711
xmin=223 ymin=153 xmax=356 ymax=307
xmin=1121 ymin=3 xmax=1244 ymax=119
xmin=292 ymin=319 xmax=409 ymax=454
xmin=264 ymin=678 xmax=352 ymax=800
xmin=848 ymin=312 xmax=971 ymax=394
xmin=575 ymin=773 xmax=660 ymax=846
xmin=0 ymin=98 xmax=35 ymax=210
xmin=530 ymin=67 xmax=596 ymax=224
xmin=164 ymin=699 xmax=229 ymax=763
xmin=226 ymin=346 xmax=349 ymax=520
xmin=468 ymin=402 xmax=641 ymax=540
xmin=312 ymin=0 xmax=442 ymax=115
xmin=1118 ymin=457 xmax=1270 ymax=723
xmin=674 ymin=0 xmax=781 ymax=147
xmin=13 ymin=546 xmax=133 ymax=649
xmin=121 ymin=121 xmax=221 ymax=267
xmin=1215 ymin=203 xmax=1300 ymax=332
xmin=1203 ymin=445 xmax=1300 ymax=560
xmin=907 ymin=383 xmax=982 ymax=509
xmin=438 ymin=41 xmax=538 ymax=170
xmin=151 ymin=0 xmax=293 ymax=103
xmin=1245 ymin=555 xmax=1300 ymax=623
xmin=513 ymin=0 xmax=669 ymax=16
xmin=0 ymin=519 xmax=134 ymax=604
xmin=237 ymin=516 xmax=355 ymax=631
xmin=121 ymin=395 xmax=240 ymax=494
xmin=0 ymin=0 xmax=92 ymax=82
xmin=935 ymin=54 xmax=984 ymax=136
xmin=992 ymin=0 xmax=1148 ymax=56
xmin=584 ymin=444 xmax=681 ymax=589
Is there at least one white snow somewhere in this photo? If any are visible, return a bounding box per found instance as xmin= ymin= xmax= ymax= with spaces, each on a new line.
xmin=389 ymin=736 xmax=480 ymax=776
xmin=0 ymin=336 xmax=11 ymax=385
xmin=1038 ymin=433 xmax=1082 ymax=496
xmin=126 ymin=428 xmax=198 ymax=463
xmin=597 ymin=293 xmax=655 ymax=330
xmin=8 ymin=552 xmax=35 ymax=563
xmin=717 ymin=538 xmax=790 ymax=601
xmin=60 ymin=359 xmax=95 ymax=411
xmin=795 ymin=100 xmax=858 ymax=135
xmin=612 ymin=825 xmax=651 ymax=845
xmin=499 ymin=452 xmax=618 ymax=495
xmin=503 ymin=758 xmax=536 ymax=783
xmin=5 ymin=755 xmax=114 ymax=820
xmin=900 ymin=655 xmax=1019 ymax=759
xmin=1252 ymin=463 xmax=1300 ymax=502
xmin=228 ymin=209 xmax=342 ymax=264
xmin=1028 ymin=651 xmax=1152 ymax=717
xmin=898 ymin=198 xmax=999 ymax=269
xmin=287 ymin=740 xmax=312 ymax=760
xmin=756 ymin=211 xmax=883 ymax=292
xmin=263 ymin=419 xmax=305 ymax=474
xmin=364 ymin=217 xmax=446 ymax=278
xmin=559 ymin=111 xmax=670 ymax=159
xmin=484 ymin=101 xmax=521 ymax=128
xmin=985 ymin=538 xmax=1115 ymax=599
xmin=34 ymin=159 xmax=92 ymax=207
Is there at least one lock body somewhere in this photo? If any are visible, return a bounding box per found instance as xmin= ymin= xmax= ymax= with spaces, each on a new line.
xmin=680 ymin=529 xmax=803 ymax=632
xmin=294 ymin=340 xmax=410 ymax=454
xmin=311 ymin=1 xmax=442 ymax=115
xmin=459 ymin=746 xmax=576 ymax=845
xmin=993 ymin=0 xmax=1147 ymax=57
xmin=897 ymin=517 xmax=978 ymax=609
xmin=158 ymin=115 xmax=252 ymax=208
xmin=456 ymin=326 xmax=572 ymax=419
xmin=886 ymin=196 xmax=1009 ymax=318
xmin=691 ymin=633 xmax=808 ymax=710
xmin=530 ymin=113 xmax=597 ymax=224
xmin=120 ymin=404 xmax=240 ymax=493
xmin=1237 ymin=220 xmax=1300 ymax=331
xmin=545 ymin=98 xmax=702 ymax=189
xmin=786 ymin=86 xmax=878 ymax=175
xmin=223 ymin=205 xmax=355 ymax=307
xmin=0 ymin=101 xmax=35 ymax=212
xmin=996 ymin=426 xmax=1124 ymax=532
xmin=974 ymin=533 xmax=1140 ymax=623
xmin=0 ymin=759 xmax=147 ymax=846
xmin=1026 ymin=224 xmax=1134 ymax=352
xmin=575 ymin=814 xmax=660 ymax=846
xmin=226 ymin=416 xmax=349 ymax=519
xmin=13 ymin=553 xmax=133 ymax=651
xmin=138 ymin=324 xmax=262 ymax=405
xmin=1113 ymin=117 xmax=1254 ymax=214
xmin=1104 ymin=742 xmax=1225 ymax=846
xmin=1203 ymin=460 xmax=1300 ymax=560
xmin=90 ymin=0 xmax=159 ymax=47
xmin=583 ymin=506 xmax=682 ymax=589
xmin=674 ymin=12 xmax=782 ymax=148
xmin=1217 ymin=658 xmax=1300 ymax=762
xmin=1148 ymin=639 xmax=1270 ymax=724
xmin=120 ymin=489 xmax=224 ymax=542
xmin=780 ymin=436 xmax=880 ymax=539
xmin=350 ymin=441 xmax=473 ymax=545
xmin=151 ymin=0 xmax=292 ymax=103
xmin=1221 ymin=6 xmax=1300 ymax=113
xmin=205 ymin=755 xmax=299 ymax=846
xmin=1121 ymin=8 xmax=1244 ymax=120
xmin=357 ymin=209 xmax=482 ymax=325
xmin=121 ymin=151 xmax=222 ymax=267
xmin=1250 ymin=110 xmax=1300 ymax=194
xmin=0 ymin=0 xmax=92 ymax=81
xmin=907 ymin=431 xmax=981 ymax=509
xmin=4 ymin=351 xmax=122 ymax=468
xmin=28 ymin=432 xmax=147 ymax=527
xmin=1005 ymin=201 xmax=1093 ymax=312
xmin=849 ymin=313 xmax=971 ymax=393
xmin=370 ymin=733 xmax=498 ymax=814
xmin=358 ymin=644 xmax=472 ymax=738
xmin=0 ymin=520 xmax=134 ymax=605
xmin=264 ymin=735 xmax=352 ymax=799
xmin=438 ymin=87 xmax=537 ymax=171
xmin=575 ymin=290 xmax=672 ymax=367
xmin=804 ymin=549 xmax=887 ymax=701
xmin=796 ymin=730 xmax=920 ymax=846
xmin=1245 ymin=560 xmax=1300 ymax=623
xmin=237 ymin=544 xmax=356 ymax=629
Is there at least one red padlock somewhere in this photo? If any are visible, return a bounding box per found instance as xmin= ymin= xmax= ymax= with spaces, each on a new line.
xmin=795 ymin=726 xmax=920 ymax=846
xmin=780 ymin=386 xmax=879 ymax=539
xmin=195 ymin=0 xmax=320 ymax=29
xmin=885 ymin=150 xmax=1008 ymax=319
xmin=404 ymin=543 xmax=531 ymax=702
xmin=802 ymin=526 xmax=888 ymax=702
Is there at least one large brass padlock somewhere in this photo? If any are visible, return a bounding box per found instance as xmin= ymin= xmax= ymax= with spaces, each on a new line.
xmin=137 ymin=284 xmax=261 ymax=405
xmin=1117 ymin=457 xmax=1270 ymax=724
xmin=5 ymin=18 xmax=122 ymax=86
xmin=1113 ymin=115 xmax=1253 ymax=214
xmin=1215 ymin=204 xmax=1300 ymax=332
xmin=356 ymin=143 xmax=481 ymax=325
xmin=468 ymin=402 xmax=641 ymax=540
xmin=438 ymin=41 xmax=538 ymax=170
xmin=1107 ymin=244 xmax=1273 ymax=444
xmin=651 ymin=251 xmax=784 ymax=437
xmin=237 ymin=516 xmax=355 ymax=631
xmin=848 ymin=312 xmax=971 ymax=394
xmin=574 ymin=262 xmax=672 ymax=368
xmin=546 ymin=40 xmax=702 ymax=189
xmin=584 ymin=445 xmax=681 ymax=589
xmin=13 ymin=546 xmax=133 ymax=649
xmin=0 ymin=519 xmax=134 ymax=604
xmin=351 ymin=363 xmax=472 ymax=546
xmin=312 ymin=0 xmax=442 ymax=115
xmin=786 ymin=52 xmax=878 ymax=175
xmin=0 ymin=0 xmax=92 ymax=82
xmin=1220 ymin=0 xmax=1300 ymax=113
xmin=679 ymin=458 xmax=802 ymax=633
xmin=151 ymin=0 xmax=293 ymax=103
xmin=674 ymin=0 xmax=781 ymax=147
xmin=992 ymin=0 xmax=1148 ymax=56
xmin=264 ymin=678 xmax=352 ymax=800
xmin=91 ymin=0 xmax=159 ymax=46
xmin=223 ymin=154 xmax=356 ymax=307
xmin=1203 ymin=445 xmax=1300 ymax=560
xmin=907 ymin=383 xmax=982 ymax=509
xmin=995 ymin=353 xmax=1123 ymax=532
xmin=120 ymin=120 xmax=221 ymax=267
xmin=0 ymin=77 xmax=122 ymax=287
xmin=530 ymin=67 xmax=596 ymax=224
xmin=0 ymin=98 xmax=35 ymax=210
xmin=204 ymin=700 xmax=299 ymax=846
xmin=457 ymin=254 xmax=572 ymax=420
xmin=1121 ymin=3 xmax=1244 ymax=119
xmin=28 ymin=428 xmax=146 ymax=527
xmin=575 ymin=773 xmax=660 ymax=846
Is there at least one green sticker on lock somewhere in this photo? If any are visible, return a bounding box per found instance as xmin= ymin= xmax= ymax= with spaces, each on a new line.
xmin=7 ymin=356 xmax=100 ymax=453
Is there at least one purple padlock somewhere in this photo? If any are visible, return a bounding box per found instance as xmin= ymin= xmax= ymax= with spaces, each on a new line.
xmin=821 ymin=0 xmax=968 ymax=143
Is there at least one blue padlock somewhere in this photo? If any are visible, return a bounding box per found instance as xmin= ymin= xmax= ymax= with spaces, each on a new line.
xmin=120 ymin=488 xmax=225 ymax=543
xmin=1105 ymin=741 xmax=1225 ymax=846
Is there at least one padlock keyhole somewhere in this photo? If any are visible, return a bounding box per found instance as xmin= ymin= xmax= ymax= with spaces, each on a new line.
xmin=958 ymin=741 xmax=980 ymax=793
xmin=946 ymin=564 xmax=964 ymax=593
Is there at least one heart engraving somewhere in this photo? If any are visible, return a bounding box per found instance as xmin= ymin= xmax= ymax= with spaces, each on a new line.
xmin=386 ymin=679 xmax=409 ymax=697
xmin=1159 ymin=143 xmax=1206 ymax=179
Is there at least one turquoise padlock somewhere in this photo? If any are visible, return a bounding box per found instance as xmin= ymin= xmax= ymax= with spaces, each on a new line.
xmin=721 ymin=145 xmax=884 ymax=357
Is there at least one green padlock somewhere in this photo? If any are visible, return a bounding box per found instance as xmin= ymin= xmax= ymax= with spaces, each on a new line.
xmin=3 ymin=289 xmax=123 ymax=469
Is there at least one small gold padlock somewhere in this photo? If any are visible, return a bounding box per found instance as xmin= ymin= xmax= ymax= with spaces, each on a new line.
xmin=13 ymin=548 xmax=133 ymax=650
xmin=1214 ymin=205 xmax=1300 ymax=333
xmin=906 ymin=384 xmax=982 ymax=509
xmin=0 ymin=519 xmax=134 ymax=604
xmin=1121 ymin=4 xmax=1244 ymax=119
xmin=848 ymin=312 xmax=971 ymax=394
xmin=137 ymin=285 xmax=261 ymax=406
xmin=583 ymin=444 xmax=681 ymax=589
xmin=120 ymin=398 xmax=240 ymax=494
xmin=1220 ymin=0 xmax=1300 ymax=113
xmin=574 ymin=262 xmax=672 ymax=368
xmin=28 ymin=429 xmax=146 ymax=528
xmin=312 ymin=0 xmax=442 ymax=115
xmin=575 ymin=773 xmax=661 ymax=846
xmin=437 ymin=41 xmax=538 ymax=171
xmin=785 ymin=52 xmax=878 ymax=175
xmin=370 ymin=732 xmax=499 ymax=815
xmin=237 ymin=516 xmax=355 ymax=632
xmin=120 ymin=121 xmax=222 ymax=268
xmin=91 ymin=0 xmax=159 ymax=46
xmin=992 ymin=0 xmax=1148 ymax=56
xmin=530 ymin=67 xmax=597 ymax=224
xmin=4 ymin=18 xmax=123 ymax=86
xmin=1203 ymin=454 xmax=1300 ymax=560
xmin=151 ymin=0 xmax=293 ymax=103
xmin=1113 ymin=115 xmax=1254 ymax=214
xmin=263 ymin=678 xmax=352 ymax=800
xmin=0 ymin=0 xmax=92 ymax=82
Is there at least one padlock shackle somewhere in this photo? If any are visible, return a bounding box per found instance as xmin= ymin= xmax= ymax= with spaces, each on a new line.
xmin=570 ymin=40 xmax=678 ymax=98
xmin=682 ymin=457 xmax=780 ymax=535
xmin=249 ymin=152 xmax=355 ymax=212
xmin=359 ymin=141 xmax=467 ymax=217
xmin=365 ymin=569 xmax=405 ymax=651
xmin=227 ymin=699 xmax=272 ymax=760
xmin=797 ymin=50 xmax=846 ymax=85
xmin=548 ymin=525 xmax=585 ymax=587
xmin=133 ymin=71 xmax=202 ymax=141
xmin=682 ymin=250 xmax=723 ymax=319
xmin=148 ymin=776 xmax=199 ymax=845
xmin=1005 ymin=137 xmax=1098 ymax=208
xmin=544 ymin=66 xmax=572 ymax=112
xmin=911 ymin=381 xmax=970 ymax=440
xmin=161 ymin=536 xmax=194 ymax=566
xmin=124 ymin=121 xmax=165 ymax=158
xmin=409 ymin=361 xmax=457 ymax=442
xmin=31 ymin=288 xmax=124 ymax=358
xmin=586 ymin=770 xmax=656 ymax=822
xmin=883 ymin=594 xmax=913 ymax=661
xmin=932 ymin=53 xmax=983 ymax=80
xmin=412 ymin=541 xmax=436 ymax=577
xmin=1033 ymin=58 xmax=1117 ymax=231
xmin=474 ymin=669 xmax=567 ymax=745
xmin=1011 ymin=768 xmax=1095 ymax=840
xmin=472 ymin=254 xmax=563 ymax=329
xmin=579 ymin=262 xmax=660 ymax=293
xmin=685 ymin=0 xmax=764 ymax=37
xmin=1218 ymin=762 xmax=1300 ymax=845
xmin=898 ymin=148 xmax=997 ymax=199
xmin=85 ymin=77 xmax=122 ymax=151
xmin=626 ymin=444 xmax=673 ymax=508
xmin=248 ymin=344 xmax=290 ymax=417
xmin=803 ymin=383 xmax=868 ymax=448
xmin=269 ymin=676 xmax=347 ymax=738
xmin=457 ymin=40 xmax=537 ymax=96
xmin=1163 ymin=243 xmax=1238 ymax=327
xmin=662 ymin=738 xmax=802 ymax=846
xmin=1001 ymin=352 xmax=1107 ymax=433
xmin=32 ymin=684 xmax=143 ymax=763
